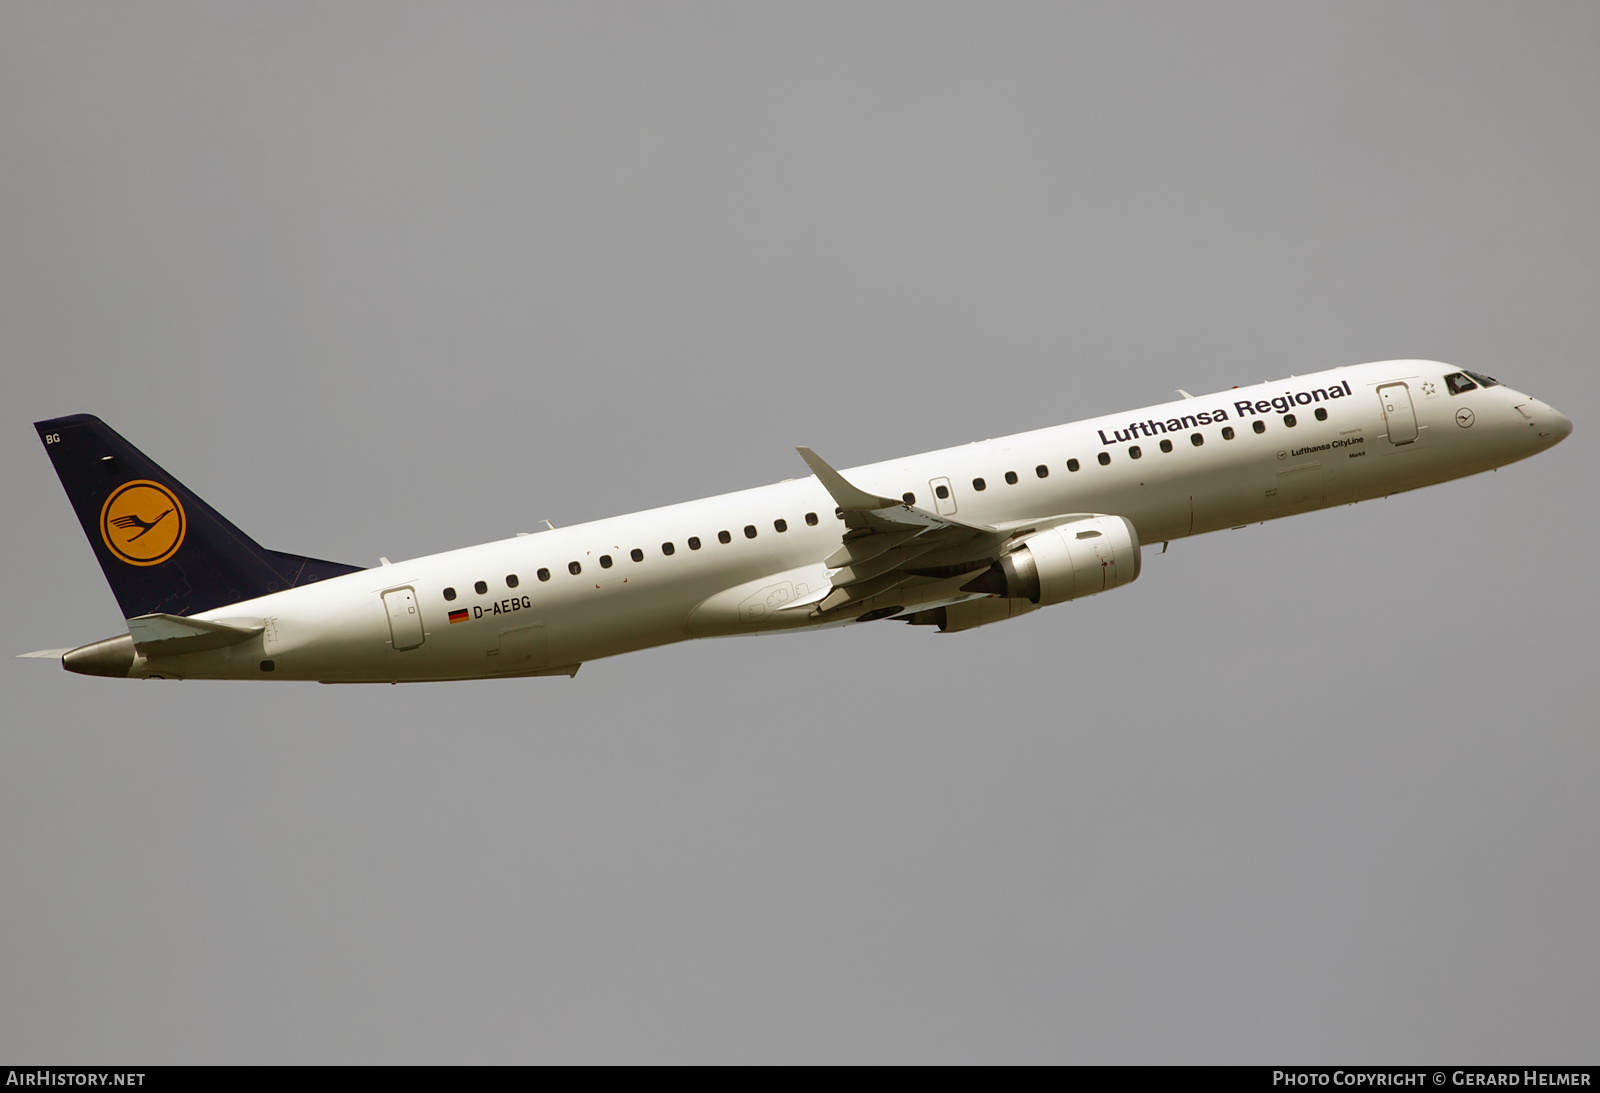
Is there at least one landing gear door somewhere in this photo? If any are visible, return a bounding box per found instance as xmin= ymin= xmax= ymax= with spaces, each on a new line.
xmin=382 ymin=587 xmax=425 ymax=651
xmin=928 ymin=476 xmax=957 ymax=515
xmin=1378 ymin=383 xmax=1419 ymax=445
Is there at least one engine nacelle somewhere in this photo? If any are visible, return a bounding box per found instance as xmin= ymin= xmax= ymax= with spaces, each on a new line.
xmin=963 ymin=515 xmax=1141 ymax=606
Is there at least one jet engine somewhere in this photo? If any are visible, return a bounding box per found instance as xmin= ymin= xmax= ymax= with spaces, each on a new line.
xmin=961 ymin=515 xmax=1141 ymax=606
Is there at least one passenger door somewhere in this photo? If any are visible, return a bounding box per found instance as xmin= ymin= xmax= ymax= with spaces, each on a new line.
xmin=381 ymin=587 xmax=425 ymax=651
xmin=1378 ymin=383 xmax=1419 ymax=445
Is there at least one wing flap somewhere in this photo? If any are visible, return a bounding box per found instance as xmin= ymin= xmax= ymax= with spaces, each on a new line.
xmin=796 ymin=446 xmax=1019 ymax=616
xmin=824 ymin=529 xmax=920 ymax=569
xmin=816 ymin=573 xmax=909 ymax=614
xmin=829 ymin=540 xmax=940 ymax=587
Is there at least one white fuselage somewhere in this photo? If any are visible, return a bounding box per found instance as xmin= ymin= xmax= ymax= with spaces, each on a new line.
xmin=136 ymin=361 xmax=1569 ymax=682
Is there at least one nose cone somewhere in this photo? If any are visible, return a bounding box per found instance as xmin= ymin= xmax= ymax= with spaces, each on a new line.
xmin=1543 ymin=407 xmax=1574 ymax=444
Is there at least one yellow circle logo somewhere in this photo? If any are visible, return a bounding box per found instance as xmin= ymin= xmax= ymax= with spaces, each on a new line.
xmin=99 ymin=480 xmax=186 ymax=566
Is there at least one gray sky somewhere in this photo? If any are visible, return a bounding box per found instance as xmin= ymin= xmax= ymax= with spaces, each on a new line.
xmin=3 ymin=2 xmax=1596 ymax=1063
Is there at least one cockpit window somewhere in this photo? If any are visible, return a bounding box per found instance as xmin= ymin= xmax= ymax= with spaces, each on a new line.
xmin=1444 ymin=372 xmax=1478 ymax=395
xmin=1463 ymin=370 xmax=1500 ymax=388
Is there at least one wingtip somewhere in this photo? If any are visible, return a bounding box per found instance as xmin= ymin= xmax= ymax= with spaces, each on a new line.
xmin=793 ymin=446 xmax=898 ymax=510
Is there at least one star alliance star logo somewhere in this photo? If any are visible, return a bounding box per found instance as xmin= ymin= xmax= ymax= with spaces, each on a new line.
xmin=1420 ymin=381 xmax=1436 ymax=395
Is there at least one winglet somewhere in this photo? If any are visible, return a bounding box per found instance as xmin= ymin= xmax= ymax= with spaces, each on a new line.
xmin=795 ymin=447 xmax=898 ymax=511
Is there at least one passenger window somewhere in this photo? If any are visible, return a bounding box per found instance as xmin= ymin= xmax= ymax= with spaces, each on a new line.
xmin=1067 ymin=458 xmax=1080 ymax=472
xmin=600 ymin=555 xmax=613 ymax=569
xmin=774 ymin=519 xmax=788 ymax=533
xmin=1036 ymin=464 xmax=1048 ymax=478
xmin=1129 ymin=445 xmax=1141 ymax=459
xmin=567 ymin=562 xmax=581 ymax=575
xmin=935 ymin=484 xmax=949 ymax=500
xmin=474 ymin=580 xmax=488 ymax=595
xmin=443 ymin=587 xmax=457 ymax=601
xmin=1252 ymin=420 xmax=1266 ymax=434
xmin=1222 ymin=426 xmax=1235 ymax=440
xmin=688 ymin=536 xmax=702 ymax=550
xmin=1283 ymin=414 xmax=1296 ymax=427
xmin=537 ymin=568 xmax=550 ymax=582
xmin=661 ymin=542 xmax=676 ymax=556
xmin=506 ymin=574 xmax=519 ymax=588
xmin=1445 ymin=372 xmax=1479 ymax=395
xmin=973 ymin=477 xmax=986 ymax=491
xmin=1004 ymin=471 xmax=1018 ymax=485
xmin=805 ymin=512 xmax=818 ymax=526
xmin=718 ymin=530 xmax=732 ymax=544
xmin=1190 ymin=433 xmax=1203 ymax=447
xmin=630 ymin=548 xmax=644 ymax=562
xmin=1314 ymin=407 xmax=1328 ymax=421
xmin=744 ymin=525 xmax=757 ymax=539
xmin=1159 ymin=439 xmax=1173 ymax=453
xmin=903 ymin=492 xmax=915 ymax=505
xmin=1097 ymin=452 xmax=1111 ymax=465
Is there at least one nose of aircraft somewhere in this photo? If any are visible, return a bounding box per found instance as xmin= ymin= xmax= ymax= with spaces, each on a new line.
xmin=1544 ymin=406 xmax=1574 ymax=443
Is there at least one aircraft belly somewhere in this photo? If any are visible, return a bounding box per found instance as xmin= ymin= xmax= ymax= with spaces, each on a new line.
xmin=377 ymin=579 xmax=707 ymax=679
xmin=1120 ymin=484 xmax=1197 ymax=545
xmin=140 ymin=637 xmax=265 ymax=680
xmin=686 ymin=562 xmax=832 ymax=637
xmin=1062 ymin=479 xmax=1199 ymax=546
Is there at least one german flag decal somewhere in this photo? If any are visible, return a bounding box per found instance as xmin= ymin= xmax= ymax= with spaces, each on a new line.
xmin=448 ymin=609 xmax=469 ymax=624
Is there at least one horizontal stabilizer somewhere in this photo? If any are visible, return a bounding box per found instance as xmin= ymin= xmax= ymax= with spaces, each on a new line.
xmin=16 ymin=648 xmax=71 ymax=659
xmin=127 ymin=613 xmax=264 ymax=656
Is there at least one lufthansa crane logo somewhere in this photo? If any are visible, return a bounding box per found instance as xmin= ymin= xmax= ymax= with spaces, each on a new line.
xmin=99 ymin=480 xmax=186 ymax=566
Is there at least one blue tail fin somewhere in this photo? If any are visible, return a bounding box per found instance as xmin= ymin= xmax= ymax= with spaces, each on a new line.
xmin=35 ymin=414 xmax=364 ymax=619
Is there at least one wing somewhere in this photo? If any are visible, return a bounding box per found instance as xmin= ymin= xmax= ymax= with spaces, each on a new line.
xmin=793 ymin=447 xmax=1037 ymax=618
